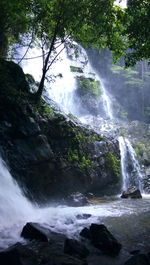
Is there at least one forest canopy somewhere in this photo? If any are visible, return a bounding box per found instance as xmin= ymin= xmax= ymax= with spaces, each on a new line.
xmin=0 ymin=0 xmax=149 ymax=99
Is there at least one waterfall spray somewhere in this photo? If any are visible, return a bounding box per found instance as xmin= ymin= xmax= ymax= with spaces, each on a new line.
xmin=118 ymin=136 xmax=144 ymax=193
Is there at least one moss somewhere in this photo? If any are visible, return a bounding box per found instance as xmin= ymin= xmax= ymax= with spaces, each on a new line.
xmin=135 ymin=142 xmax=146 ymax=158
xmin=67 ymin=149 xmax=93 ymax=168
xmin=76 ymin=76 xmax=101 ymax=98
xmin=70 ymin=66 xmax=83 ymax=73
xmin=107 ymin=152 xmax=120 ymax=177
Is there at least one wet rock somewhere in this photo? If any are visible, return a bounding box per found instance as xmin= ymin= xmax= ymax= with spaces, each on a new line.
xmin=21 ymin=222 xmax=52 ymax=242
xmin=64 ymin=238 xmax=89 ymax=259
xmin=76 ymin=214 xmax=92 ymax=220
xmin=44 ymin=253 xmax=87 ymax=265
xmin=124 ymin=253 xmax=150 ymax=265
xmin=130 ymin=250 xmax=140 ymax=255
xmin=80 ymin=224 xmax=122 ymax=256
xmin=80 ymin=227 xmax=91 ymax=239
xmin=0 ymin=242 xmax=37 ymax=265
xmin=90 ymin=224 xmax=122 ymax=256
xmin=66 ymin=193 xmax=89 ymax=207
xmin=121 ymin=186 xmax=142 ymax=199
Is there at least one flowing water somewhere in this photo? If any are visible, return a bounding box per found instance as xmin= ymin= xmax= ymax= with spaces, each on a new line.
xmin=119 ymin=136 xmax=144 ymax=192
xmin=0 ymin=43 xmax=149 ymax=256
xmin=0 ymin=157 xmax=149 ymax=254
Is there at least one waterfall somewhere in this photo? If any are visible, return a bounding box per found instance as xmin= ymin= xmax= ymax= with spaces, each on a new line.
xmin=21 ymin=43 xmax=147 ymax=195
xmin=118 ymin=136 xmax=144 ymax=192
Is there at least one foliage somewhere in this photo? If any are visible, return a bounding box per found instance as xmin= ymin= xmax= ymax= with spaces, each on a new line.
xmin=124 ymin=0 xmax=150 ymax=66
xmin=0 ymin=0 xmax=32 ymax=57
xmin=70 ymin=66 xmax=83 ymax=73
xmin=106 ymin=152 xmax=120 ymax=177
xmin=135 ymin=142 xmax=146 ymax=158
xmin=77 ymin=76 xmax=101 ymax=98
xmin=67 ymin=149 xmax=93 ymax=168
xmin=0 ymin=0 xmax=127 ymax=100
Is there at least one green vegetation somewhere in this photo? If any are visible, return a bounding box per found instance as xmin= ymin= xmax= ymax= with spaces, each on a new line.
xmin=135 ymin=142 xmax=146 ymax=158
xmin=70 ymin=66 xmax=83 ymax=73
xmin=68 ymin=149 xmax=93 ymax=168
xmin=107 ymin=152 xmax=120 ymax=177
xmin=0 ymin=0 xmax=127 ymax=101
xmin=77 ymin=76 xmax=101 ymax=98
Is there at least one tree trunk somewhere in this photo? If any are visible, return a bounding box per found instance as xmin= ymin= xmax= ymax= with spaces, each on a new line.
xmin=0 ymin=31 xmax=8 ymax=58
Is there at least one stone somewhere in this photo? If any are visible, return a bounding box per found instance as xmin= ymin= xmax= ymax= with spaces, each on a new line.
xmin=80 ymin=228 xmax=91 ymax=239
xmin=80 ymin=224 xmax=122 ymax=256
xmin=44 ymin=253 xmax=87 ymax=265
xmin=124 ymin=254 xmax=150 ymax=265
xmin=0 ymin=242 xmax=37 ymax=265
xmin=64 ymin=238 xmax=89 ymax=259
xmin=21 ymin=222 xmax=52 ymax=242
xmin=121 ymin=186 xmax=142 ymax=199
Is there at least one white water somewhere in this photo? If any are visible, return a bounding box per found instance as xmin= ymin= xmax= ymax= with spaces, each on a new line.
xmin=119 ymin=136 xmax=144 ymax=192
xmin=1 ymin=156 xmax=150 ymax=250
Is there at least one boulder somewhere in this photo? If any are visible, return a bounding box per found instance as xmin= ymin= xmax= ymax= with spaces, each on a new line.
xmin=44 ymin=253 xmax=87 ymax=265
xmin=124 ymin=254 xmax=150 ymax=265
xmin=64 ymin=238 xmax=89 ymax=259
xmin=80 ymin=227 xmax=91 ymax=239
xmin=121 ymin=186 xmax=142 ymax=199
xmin=0 ymin=243 xmax=37 ymax=265
xmin=80 ymin=224 xmax=122 ymax=256
xmin=21 ymin=222 xmax=52 ymax=242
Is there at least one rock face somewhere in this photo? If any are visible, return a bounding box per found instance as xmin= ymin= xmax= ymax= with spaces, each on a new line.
xmin=0 ymin=60 xmax=121 ymax=202
xmin=80 ymin=223 xmax=122 ymax=256
xmin=0 ymin=243 xmax=38 ymax=265
xmin=64 ymin=238 xmax=89 ymax=259
xmin=121 ymin=187 xmax=142 ymax=199
xmin=124 ymin=254 xmax=150 ymax=265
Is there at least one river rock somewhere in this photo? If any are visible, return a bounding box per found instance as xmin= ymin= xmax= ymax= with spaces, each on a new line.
xmin=121 ymin=186 xmax=142 ymax=199
xmin=80 ymin=223 xmax=122 ymax=256
xmin=80 ymin=227 xmax=91 ymax=239
xmin=21 ymin=222 xmax=53 ymax=242
xmin=44 ymin=253 xmax=87 ymax=265
xmin=64 ymin=238 xmax=89 ymax=259
xmin=124 ymin=253 xmax=150 ymax=265
xmin=0 ymin=242 xmax=37 ymax=265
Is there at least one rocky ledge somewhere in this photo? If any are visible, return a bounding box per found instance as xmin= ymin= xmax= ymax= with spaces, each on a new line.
xmin=0 ymin=60 xmax=121 ymax=202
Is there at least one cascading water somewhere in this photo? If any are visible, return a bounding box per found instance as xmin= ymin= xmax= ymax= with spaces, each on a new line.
xmin=21 ymin=42 xmax=146 ymax=193
xmin=0 ymin=155 xmax=150 ymax=253
xmin=119 ymin=136 xmax=144 ymax=192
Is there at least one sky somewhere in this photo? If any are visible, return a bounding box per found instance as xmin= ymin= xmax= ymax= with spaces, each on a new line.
xmin=114 ymin=0 xmax=127 ymax=8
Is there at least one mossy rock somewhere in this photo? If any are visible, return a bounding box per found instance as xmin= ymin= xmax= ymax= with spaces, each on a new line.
xmin=76 ymin=76 xmax=101 ymax=99
xmin=70 ymin=66 xmax=83 ymax=73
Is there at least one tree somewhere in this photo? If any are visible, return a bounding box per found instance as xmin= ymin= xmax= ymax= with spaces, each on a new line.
xmin=0 ymin=0 xmax=32 ymax=57
xmin=0 ymin=0 xmax=126 ymax=101
xmin=30 ymin=0 xmax=126 ymax=100
xmin=124 ymin=0 xmax=150 ymax=66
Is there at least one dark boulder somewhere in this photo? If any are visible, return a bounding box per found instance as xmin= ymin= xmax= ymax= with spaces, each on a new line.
xmin=80 ymin=224 xmax=122 ymax=256
xmin=64 ymin=238 xmax=89 ymax=259
xmin=21 ymin=222 xmax=52 ymax=242
xmin=44 ymin=253 xmax=87 ymax=265
xmin=121 ymin=186 xmax=142 ymax=199
xmin=124 ymin=254 xmax=150 ymax=265
xmin=0 ymin=242 xmax=37 ymax=265
xmin=80 ymin=228 xmax=91 ymax=240
xmin=90 ymin=224 xmax=122 ymax=256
